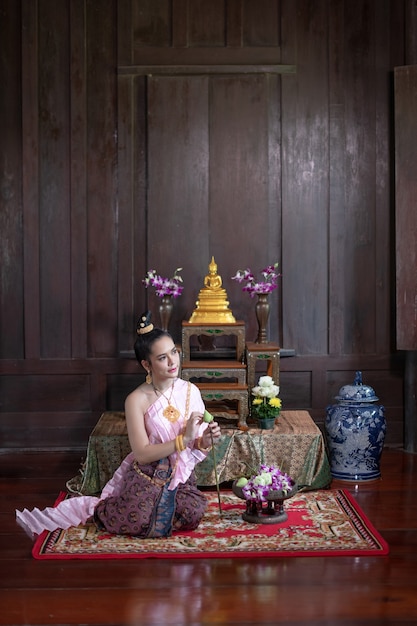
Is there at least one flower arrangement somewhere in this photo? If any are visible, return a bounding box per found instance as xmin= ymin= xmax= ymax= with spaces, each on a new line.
xmin=231 ymin=262 xmax=280 ymax=297
xmin=251 ymin=375 xmax=281 ymax=421
xmin=236 ymin=464 xmax=294 ymax=502
xmin=143 ymin=268 xmax=184 ymax=298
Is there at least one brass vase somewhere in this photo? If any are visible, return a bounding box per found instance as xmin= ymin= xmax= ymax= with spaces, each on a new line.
xmin=255 ymin=293 xmax=270 ymax=343
xmin=159 ymin=295 xmax=173 ymax=331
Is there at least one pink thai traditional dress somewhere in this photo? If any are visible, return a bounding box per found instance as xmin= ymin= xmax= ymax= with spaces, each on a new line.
xmin=16 ymin=380 xmax=211 ymax=539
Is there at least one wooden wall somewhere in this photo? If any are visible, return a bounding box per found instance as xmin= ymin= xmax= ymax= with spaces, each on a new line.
xmin=0 ymin=0 xmax=415 ymax=450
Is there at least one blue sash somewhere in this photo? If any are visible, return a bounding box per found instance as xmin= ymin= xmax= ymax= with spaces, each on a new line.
xmin=143 ymin=457 xmax=178 ymax=538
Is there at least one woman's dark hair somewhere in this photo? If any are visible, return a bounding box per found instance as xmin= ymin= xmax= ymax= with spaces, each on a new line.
xmin=134 ymin=310 xmax=171 ymax=363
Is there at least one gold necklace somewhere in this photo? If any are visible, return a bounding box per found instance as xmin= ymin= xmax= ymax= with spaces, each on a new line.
xmin=153 ymin=380 xmax=180 ymax=423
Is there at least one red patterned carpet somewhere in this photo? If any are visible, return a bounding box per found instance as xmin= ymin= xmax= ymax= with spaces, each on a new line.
xmin=33 ymin=489 xmax=388 ymax=560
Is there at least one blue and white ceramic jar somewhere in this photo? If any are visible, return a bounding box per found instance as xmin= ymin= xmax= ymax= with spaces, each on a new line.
xmin=325 ymin=371 xmax=386 ymax=481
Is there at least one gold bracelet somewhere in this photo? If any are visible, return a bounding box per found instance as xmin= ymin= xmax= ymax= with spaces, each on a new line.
xmin=175 ymin=434 xmax=186 ymax=453
xmin=197 ymin=436 xmax=212 ymax=453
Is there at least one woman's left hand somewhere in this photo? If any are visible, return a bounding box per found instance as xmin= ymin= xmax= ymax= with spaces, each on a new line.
xmin=200 ymin=420 xmax=221 ymax=449
xmin=184 ymin=411 xmax=205 ymax=445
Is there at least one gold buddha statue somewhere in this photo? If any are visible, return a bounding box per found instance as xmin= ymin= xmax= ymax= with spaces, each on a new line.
xmin=188 ymin=257 xmax=236 ymax=323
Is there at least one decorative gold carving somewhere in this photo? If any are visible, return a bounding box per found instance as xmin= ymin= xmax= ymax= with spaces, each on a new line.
xmin=188 ymin=257 xmax=236 ymax=323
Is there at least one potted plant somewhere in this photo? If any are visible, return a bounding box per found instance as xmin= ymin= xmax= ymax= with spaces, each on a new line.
xmin=251 ymin=375 xmax=281 ymax=429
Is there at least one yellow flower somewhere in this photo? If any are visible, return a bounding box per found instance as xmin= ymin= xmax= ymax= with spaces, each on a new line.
xmin=269 ymin=397 xmax=281 ymax=409
xmin=251 ymin=376 xmax=282 ymax=421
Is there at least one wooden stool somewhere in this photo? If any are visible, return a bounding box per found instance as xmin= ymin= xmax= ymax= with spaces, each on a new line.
xmin=181 ymin=321 xmax=246 ymax=361
xmin=181 ymin=360 xmax=247 ymax=384
xmin=246 ymin=341 xmax=280 ymax=391
xmin=196 ymin=382 xmax=248 ymax=428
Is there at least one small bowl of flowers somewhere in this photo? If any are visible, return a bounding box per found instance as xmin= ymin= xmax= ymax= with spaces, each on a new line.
xmin=233 ymin=464 xmax=297 ymax=524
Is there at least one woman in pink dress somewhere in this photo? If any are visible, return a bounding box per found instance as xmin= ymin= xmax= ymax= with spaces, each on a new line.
xmin=16 ymin=311 xmax=221 ymax=539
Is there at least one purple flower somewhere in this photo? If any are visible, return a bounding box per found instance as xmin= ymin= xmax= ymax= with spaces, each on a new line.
xmin=232 ymin=263 xmax=280 ymax=297
xmin=143 ymin=268 xmax=184 ymax=298
xmin=241 ymin=464 xmax=294 ymax=502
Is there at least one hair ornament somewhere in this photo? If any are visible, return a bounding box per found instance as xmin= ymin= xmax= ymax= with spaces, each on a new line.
xmin=136 ymin=311 xmax=154 ymax=335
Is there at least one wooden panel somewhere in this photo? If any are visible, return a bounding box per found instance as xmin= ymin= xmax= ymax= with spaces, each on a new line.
xmin=38 ymin=0 xmax=72 ymax=358
xmin=107 ymin=373 xmax=145 ymax=410
xmin=145 ymin=72 xmax=282 ymax=343
xmin=119 ymin=62 xmax=294 ymax=74
xmin=118 ymin=74 xmax=149 ymax=352
xmin=147 ymin=75 xmax=210 ymax=342
xmin=132 ymin=77 xmax=149 ymax=332
xmin=279 ymin=371 xmax=312 ymax=408
xmin=117 ymin=76 xmax=137 ymax=352
xmin=328 ymin=0 xmax=348 ymax=356
xmin=209 ymin=74 xmax=279 ymax=343
xmin=132 ymin=0 xmax=171 ymax=47
xmin=281 ymin=0 xmax=329 ymax=355
xmin=117 ymin=0 xmax=134 ymax=65
xmin=125 ymin=0 xmax=284 ymax=66
xmin=0 ymin=0 xmax=24 ymax=358
xmin=267 ymin=74 xmax=283 ymax=343
xmin=127 ymin=0 xmax=283 ymax=64
xmin=226 ymin=0 xmax=242 ymax=47
xmin=172 ymin=0 xmax=188 ymax=47
xmin=22 ymin=0 xmax=41 ymax=359
xmin=0 ymin=412 xmax=98 ymax=449
xmin=395 ymin=65 xmax=417 ymax=350
xmin=86 ymin=1 xmax=118 ymax=357
xmin=70 ymin=0 xmax=89 ymax=358
xmin=373 ymin=1 xmax=393 ymax=354
xmin=188 ymin=0 xmax=226 ymax=46
xmin=242 ymin=0 xmax=280 ymax=46
xmin=341 ymin=1 xmax=377 ymax=355
xmin=405 ymin=0 xmax=417 ymax=64
xmin=0 ymin=375 xmax=91 ymax=412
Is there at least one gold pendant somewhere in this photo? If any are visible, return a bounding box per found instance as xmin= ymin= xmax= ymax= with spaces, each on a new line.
xmin=163 ymin=404 xmax=180 ymax=423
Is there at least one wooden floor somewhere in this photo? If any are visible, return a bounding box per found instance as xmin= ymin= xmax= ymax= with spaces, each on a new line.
xmin=1 ymin=447 xmax=417 ymax=626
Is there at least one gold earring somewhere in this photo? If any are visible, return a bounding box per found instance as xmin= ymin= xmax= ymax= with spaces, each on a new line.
xmin=146 ymin=371 xmax=152 ymax=385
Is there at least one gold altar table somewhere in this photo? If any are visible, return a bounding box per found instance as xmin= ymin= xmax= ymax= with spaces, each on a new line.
xmin=67 ymin=410 xmax=331 ymax=495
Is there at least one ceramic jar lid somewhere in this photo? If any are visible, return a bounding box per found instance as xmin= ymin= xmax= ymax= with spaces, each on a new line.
xmin=335 ymin=370 xmax=379 ymax=404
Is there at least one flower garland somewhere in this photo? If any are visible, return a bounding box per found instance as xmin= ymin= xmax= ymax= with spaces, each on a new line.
xmin=143 ymin=268 xmax=184 ymax=298
xmin=231 ymin=262 xmax=280 ymax=297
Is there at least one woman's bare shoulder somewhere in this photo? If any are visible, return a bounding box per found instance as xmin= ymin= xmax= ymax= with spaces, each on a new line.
xmin=125 ymin=383 xmax=154 ymax=412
